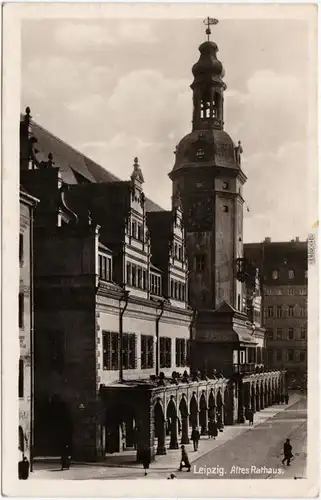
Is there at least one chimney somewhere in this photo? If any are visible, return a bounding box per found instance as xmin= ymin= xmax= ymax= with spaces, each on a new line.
xmin=295 ymin=237 xmax=300 ymax=242
xmin=264 ymin=237 xmax=271 ymax=243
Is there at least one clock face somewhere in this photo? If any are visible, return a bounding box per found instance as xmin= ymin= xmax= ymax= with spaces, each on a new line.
xmin=186 ymin=195 xmax=213 ymax=231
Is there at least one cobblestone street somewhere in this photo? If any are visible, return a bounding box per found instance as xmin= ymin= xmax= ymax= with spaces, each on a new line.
xmin=31 ymin=393 xmax=306 ymax=481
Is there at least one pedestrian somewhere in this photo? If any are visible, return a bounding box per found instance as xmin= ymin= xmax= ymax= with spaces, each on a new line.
xmin=248 ymin=409 xmax=254 ymax=426
xmin=18 ymin=456 xmax=30 ymax=480
xmin=179 ymin=445 xmax=191 ymax=472
xmin=281 ymin=438 xmax=293 ymax=466
xmin=141 ymin=447 xmax=151 ymax=476
xmin=285 ymin=394 xmax=289 ymax=405
xmin=61 ymin=444 xmax=71 ymax=471
xmin=191 ymin=427 xmax=200 ymax=451
xmin=208 ymin=420 xmax=218 ymax=439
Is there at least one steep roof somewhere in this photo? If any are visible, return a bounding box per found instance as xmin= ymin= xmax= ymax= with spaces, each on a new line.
xmin=27 ymin=119 xmax=164 ymax=213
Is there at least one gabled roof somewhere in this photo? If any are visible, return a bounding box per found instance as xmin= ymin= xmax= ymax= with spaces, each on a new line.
xmin=26 ymin=118 xmax=164 ymax=213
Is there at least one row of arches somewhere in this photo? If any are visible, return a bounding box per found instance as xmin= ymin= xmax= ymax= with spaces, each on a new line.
xmin=154 ymin=388 xmax=231 ymax=454
xmin=242 ymin=377 xmax=284 ymax=416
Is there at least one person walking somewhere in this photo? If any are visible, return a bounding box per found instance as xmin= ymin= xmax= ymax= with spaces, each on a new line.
xmin=191 ymin=427 xmax=200 ymax=451
xmin=285 ymin=394 xmax=289 ymax=405
xmin=179 ymin=445 xmax=191 ymax=472
xmin=281 ymin=438 xmax=293 ymax=466
xmin=61 ymin=444 xmax=71 ymax=471
xmin=248 ymin=409 xmax=254 ymax=426
xmin=18 ymin=456 xmax=30 ymax=480
xmin=141 ymin=447 xmax=151 ymax=476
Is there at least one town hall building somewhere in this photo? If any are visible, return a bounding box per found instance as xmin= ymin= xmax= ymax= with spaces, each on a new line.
xmin=19 ymin=24 xmax=286 ymax=462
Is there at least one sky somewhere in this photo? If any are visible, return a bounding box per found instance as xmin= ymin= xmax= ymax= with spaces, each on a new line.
xmin=21 ymin=16 xmax=313 ymax=243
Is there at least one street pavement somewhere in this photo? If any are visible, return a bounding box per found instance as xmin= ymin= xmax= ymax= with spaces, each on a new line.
xmin=31 ymin=393 xmax=307 ymax=481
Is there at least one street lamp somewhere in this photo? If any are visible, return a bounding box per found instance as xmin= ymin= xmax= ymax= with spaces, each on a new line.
xmin=119 ymin=290 xmax=130 ymax=382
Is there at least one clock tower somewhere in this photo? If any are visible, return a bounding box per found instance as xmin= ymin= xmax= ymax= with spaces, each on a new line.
xmin=169 ymin=29 xmax=247 ymax=313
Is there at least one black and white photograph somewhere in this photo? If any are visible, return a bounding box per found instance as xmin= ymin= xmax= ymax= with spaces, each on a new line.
xmin=2 ymin=3 xmax=319 ymax=497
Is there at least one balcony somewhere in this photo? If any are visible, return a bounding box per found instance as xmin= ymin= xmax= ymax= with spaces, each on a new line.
xmin=233 ymin=363 xmax=265 ymax=375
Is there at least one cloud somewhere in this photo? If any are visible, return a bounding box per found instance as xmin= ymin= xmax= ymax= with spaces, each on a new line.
xmin=53 ymin=23 xmax=116 ymax=51
xmin=225 ymin=70 xmax=307 ymax=155
xmin=243 ymin=141 xmax=309 ymax=242
xmin=53 ymin=21 xmax=158 ymax=52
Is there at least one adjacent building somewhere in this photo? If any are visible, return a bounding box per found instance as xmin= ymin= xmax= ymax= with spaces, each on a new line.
xmin=19 ymin=188 xmax=37 ymax=464
xmin=244 ymin=238 xmax=308 ymax=389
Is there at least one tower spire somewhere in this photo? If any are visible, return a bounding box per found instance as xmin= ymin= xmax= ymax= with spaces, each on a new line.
xmin=203 ymin=17 xmax=219 ymax=42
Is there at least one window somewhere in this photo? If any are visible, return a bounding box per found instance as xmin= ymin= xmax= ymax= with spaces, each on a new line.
xmin=289 ymin=289 xmax=294 ymax=295
xmin=267 ymin=306 xmax=274 ymax=318
xmin=277 ymin=306 xmax=282 ymax=318
xmin=19 ymin=234 xmax=24 ymax=265
xmin=288 ymin=305 xmax=294 ymax=317
xmin=288 ymin=328 xmax=294 ymax=340
xmin=103 ymin=331 xmax=119 ymax=370
xmin=137 ymin=224 xmax=143 ymax=241
xmin=195 ymin=254 xmax=205 ymax=272
xmin=137 ymin=267 xmax=142 ymax=289
xmin=300 ymin=328 xmax=307 ymax=340
xmin=288 ymin=269 xmax=294 ymax=279
xmin=176 ymin=339 xmax=186 ymax=367
xmin=141 ymin=335 xmax=154 ymax=369
xmin=299 ymin=351 xmax=306 ymax=362
xmin=276 ymin=329 xmax=283 ymax=340
xmin=300 ymin=306 xmax=306 ymax=317
xmin=288 ymin=349 xmax=294 ymax=362
xmin=272 ymin=270 xmax=279 ymax=280
xmin=174 ymin=243 xmax=178 ymax=259
xmin=267 ymin=329 xmax=273 ymax=340
xmin=237 ymin=294 xmax=241 ymax=311
xmin=305 ymin=270 xmax=308 ymax=279
xmin=267 ymin=349 xmax=273 ymax=365
xmin=131 ymin=220 xmax=137 ymax=239
xmin=19 ymin=426 xmax=24 ymax=452
xmin=132 ymin=265 xmax=137 ymax=287
xmin=178 ymin=246 xmax=182 ymax=261
xmin=160 ymin=337 xmax=171 ymax=368
xmin=123 ymin=333 xmax=136 ymax=370
xmin=223 ymin=205 xmax=229 ymax=213
xmin=196 ymin=148 xmax=205 ymax=160
xmin=99 ymin=254 xmax=112 ymax=282
xmin=126 ymin=262 xmax=131 ymax=285
xmin=19 ymin=293 xmax=24 ymax=328
xmin=276 ymin=350 xmax=282 ymax=361
xmin=150 ymin=273 xmax=161 ymax=296
xmin=276 ymin=289 xmax=282 ymax=296
xmin=142 ymin=269 xmax=147 ymax=290
xmin=18 ymin=359 xmax=24 ymax=398
xmin=222 ymin=182 xmax=229 ymax=190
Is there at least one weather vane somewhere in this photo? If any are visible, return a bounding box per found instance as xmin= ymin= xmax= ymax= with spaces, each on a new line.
xmin=203 ymin=17 xmax=219 ymax=41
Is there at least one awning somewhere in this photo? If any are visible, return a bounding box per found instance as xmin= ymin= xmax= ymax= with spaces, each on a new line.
xmin=197 ymin=327 xmax=258 ymax=345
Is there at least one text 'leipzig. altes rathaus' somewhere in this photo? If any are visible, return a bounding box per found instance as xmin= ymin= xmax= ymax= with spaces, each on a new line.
xmin=19 ymin=28 xmax=287 ymax=462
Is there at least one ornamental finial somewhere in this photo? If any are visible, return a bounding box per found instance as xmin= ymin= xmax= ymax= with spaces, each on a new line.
xmin=203 ymin=17 xmax=219 ymax=42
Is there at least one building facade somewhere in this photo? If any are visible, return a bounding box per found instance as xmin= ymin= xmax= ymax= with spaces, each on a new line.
xmin=19 ymin=29 xmax=286 ymax=462
xmin=244 ymin=238 xmax=308 ymax=389
xmin=19 ymin=189 xmax=37 ymax=464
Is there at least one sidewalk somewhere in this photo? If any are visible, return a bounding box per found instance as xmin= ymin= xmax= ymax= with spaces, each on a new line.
xmin=32 ymin=394 xmax=303 ymax=480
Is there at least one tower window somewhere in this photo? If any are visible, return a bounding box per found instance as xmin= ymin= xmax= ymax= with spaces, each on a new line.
xmin=223 ymin=205 xmax=229 ymax=213
xmin=272 ymin=270 xmax=279 ymax=280
xmin=196 ymin=148 xmax=205 ymax=160
xmin=18 ymin=359 xmax=24 ymax=398
xmin=222 ymin=182 xmax=229 ymax=190
xmin=195 ymin=254 xmax=205 ymax=272
xmin=288 ymin=269 xmax=295 ymax=279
